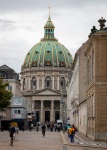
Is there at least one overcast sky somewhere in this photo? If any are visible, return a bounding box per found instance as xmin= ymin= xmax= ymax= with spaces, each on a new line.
xmin=0 ymin=0 xmax=107 ymax=73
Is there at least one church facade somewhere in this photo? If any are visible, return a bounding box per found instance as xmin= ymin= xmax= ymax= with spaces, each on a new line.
xmin=20 ymin=14 xmax=73 ymax=123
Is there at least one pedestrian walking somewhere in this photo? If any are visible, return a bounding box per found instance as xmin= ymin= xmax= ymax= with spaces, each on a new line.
xmin=1 ymin=126 xmax=3 ymax=132
xmin=41 ymin=123 xmax=46 ymax=137
xmin=69 ymin=125 xmax=75 ymax=142
xmin=36 ymin=123 xmax=39 ymax=132
xmin=67 ymin=124 xmax=71 ymax=137
xmin=54 ymin=123 xmax=57 ymax=132
xmin=30 ymin=123 xmax=33 ymax=131
xmin=57 ymin=124 xmax=61 ymax=132
xmin=50 ymin=123 xmax=54 ymax=132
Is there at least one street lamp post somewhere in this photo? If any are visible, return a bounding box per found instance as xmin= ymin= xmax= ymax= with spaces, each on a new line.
xmin=60 ymin=86 xmax=66 ymax=124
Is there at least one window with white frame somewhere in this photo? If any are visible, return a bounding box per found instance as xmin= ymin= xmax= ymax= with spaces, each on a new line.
xmin=23 ymin=78 xmax=26 ymax=90
xmin=8 ymin=85 xmax=12 ymax=91
xmin=14 ymin=109 xmax=21 ymax=114
xmin=13 ymin=97 xmax=22 ymax=105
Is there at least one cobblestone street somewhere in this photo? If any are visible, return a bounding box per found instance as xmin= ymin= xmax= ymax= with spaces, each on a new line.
xmin=0 ymin=131 xmax=63 ymax=150
xmin=0 ymin=130 xmax=107 ymax=150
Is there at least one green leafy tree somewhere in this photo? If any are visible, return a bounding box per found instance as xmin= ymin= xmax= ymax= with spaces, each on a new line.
xmin=0 ymin=79 xmax=13 ymax=110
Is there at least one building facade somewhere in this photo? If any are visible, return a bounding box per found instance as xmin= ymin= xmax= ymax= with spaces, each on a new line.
xmin=68 ymin=18 xmax=107 ymax=140
xmin=85 ymin=18 xmax=107 ymax=140
xmin=77 ymin=41 xmax=88 ymax=135
xmin=67 ymin=41 xmax=88 ymax=134
xmin=10 ymin=97 xmax=26 ymax=120
xmin=0 ymin=65 xmax=21 ymax=119
xmin=0 ymin=64 xmax=21 ymax=97
xmin=21 ymin=14 xmax=73 ymax=123
xmin=67 ymin=52 xmax=79 ymax=128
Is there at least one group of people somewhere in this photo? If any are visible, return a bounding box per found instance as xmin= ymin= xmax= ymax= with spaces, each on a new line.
xmin=8 ymin=122 xmax=77 ymax=145
xmin=41 ymin=122 xmax=61 ymax=137
xmin=40 ymin=122 xmax=77 ymax=141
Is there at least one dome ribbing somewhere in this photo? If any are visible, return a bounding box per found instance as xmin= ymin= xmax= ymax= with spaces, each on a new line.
xmin=22 ymin=15 xmax=73 ymax=69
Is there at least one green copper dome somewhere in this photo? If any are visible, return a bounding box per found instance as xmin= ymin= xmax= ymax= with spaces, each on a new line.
xmin=22 ymin=15 xmax=73 ymax=68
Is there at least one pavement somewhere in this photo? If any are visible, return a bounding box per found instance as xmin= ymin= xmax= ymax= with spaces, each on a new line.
xmin=61 ymin=131 xmax=107 ymax=150
xmin=0 ymin=129 xmax=107 ymax=150
xmin=0 ymin=130 xmax=63 ymax=150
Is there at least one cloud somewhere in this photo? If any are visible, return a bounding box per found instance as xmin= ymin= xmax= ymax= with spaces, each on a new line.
xmin=0 ymin=0 xmax=107 ymax=12
xmin=0 ymin=18 xmax=16 ymax=30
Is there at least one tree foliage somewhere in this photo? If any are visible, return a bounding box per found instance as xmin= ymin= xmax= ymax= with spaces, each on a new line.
xmin=0 ymin=79 xmax=13 ymax=110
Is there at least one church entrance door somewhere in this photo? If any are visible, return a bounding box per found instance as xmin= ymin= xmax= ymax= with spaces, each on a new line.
xmin=55 ymin=111 xmax=60 ymax=122
xmin=36 ymin=111 xmax=40 ymax=122
xmin=45 ymin=111 xmax=50 ymax=122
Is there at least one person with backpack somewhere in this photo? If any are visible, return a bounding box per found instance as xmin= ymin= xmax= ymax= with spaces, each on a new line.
xmin=69 ymin=125 xmax=75 ymax=142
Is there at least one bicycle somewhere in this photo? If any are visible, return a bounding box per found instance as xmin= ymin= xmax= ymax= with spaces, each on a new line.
xmin=10 ymin=137 xmax=13 ymax=146
xmin=10 ymin=132 xmax=15 ymax=146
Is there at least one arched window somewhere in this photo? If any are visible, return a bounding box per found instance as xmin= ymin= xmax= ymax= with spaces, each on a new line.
xmin=23 ymin=78 xmax=26 ymax=90
xmin=45 ymin=76 xmax=51 ymax=88
xmin=32 ymin=77 xmax=36 ymax=90
xmin=60 ymin=77 xmax=65 ymax=89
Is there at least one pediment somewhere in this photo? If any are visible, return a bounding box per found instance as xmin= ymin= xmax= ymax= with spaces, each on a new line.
xmin=34 ymin=88 xmax=61 ymax=96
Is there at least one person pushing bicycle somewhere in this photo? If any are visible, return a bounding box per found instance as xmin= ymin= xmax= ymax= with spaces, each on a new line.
xmin=9 ymin=124 xmax=16 ymax=146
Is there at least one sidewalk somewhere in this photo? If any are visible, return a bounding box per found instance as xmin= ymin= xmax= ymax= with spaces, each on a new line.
xmin=61 ymin=131 xmax=107 ymax=149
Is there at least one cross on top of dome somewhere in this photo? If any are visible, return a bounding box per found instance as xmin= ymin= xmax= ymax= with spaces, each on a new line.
xmin=42 ymin=8 xmax=57 ymax=41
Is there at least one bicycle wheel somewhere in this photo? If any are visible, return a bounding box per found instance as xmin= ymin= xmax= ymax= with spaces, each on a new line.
xmin=10 ymin=137 xmax=13 ymax=146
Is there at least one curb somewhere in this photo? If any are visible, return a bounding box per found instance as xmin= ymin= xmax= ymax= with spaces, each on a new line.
xmin=60 ymin=132 xmax=107 ymax=149
xmin=60 ymin=132 xmax=67 ymax=145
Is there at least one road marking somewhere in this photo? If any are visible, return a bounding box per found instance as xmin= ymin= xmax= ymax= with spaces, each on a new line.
xmin=75 ymin=135 xmax=84 ymax=142
xmin=75 ymin=136 xmax=90 ymax=145
xmin=92 ymin=143 xmax=97 ymax=145
xmin=62 ymin=145 xmax=68 ymax=150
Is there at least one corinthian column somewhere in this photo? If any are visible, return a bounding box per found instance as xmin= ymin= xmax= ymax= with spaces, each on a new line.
xmin=42 ymin=76 xmax=44 ymax=89
xmin=50 ymin=100 xmax=54 ymax=122
xmin=57 ymin=76 xmax=59 ymax=90
xmin=32 ymin=101 xmax=35 ymax=112
xmin=52 ymin=76 xmax=54 ymax=89
xmin=40 ymin=100 xmax=44 ymax=123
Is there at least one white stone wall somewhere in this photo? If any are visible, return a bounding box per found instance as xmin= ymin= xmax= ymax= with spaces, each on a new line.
xmin=79 ymin=102 xmax=87 ymax=134
xmin=67 ymin=55 xmax=79 ymax=126
xmin=21 ymin=70 xmax=68 ymax=91
xmin=21 ymin=67 xmax=70 ymax=123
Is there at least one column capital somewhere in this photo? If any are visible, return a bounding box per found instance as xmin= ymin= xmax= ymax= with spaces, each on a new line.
xmin=41 ymin=100 xmax=44 ymax=102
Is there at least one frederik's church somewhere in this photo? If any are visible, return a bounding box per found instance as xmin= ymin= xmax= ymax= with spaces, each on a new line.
xmin=0 ymin=11 xmax=107 ymax=141
xmin=21 ymin=13 xmax=73 ymax=123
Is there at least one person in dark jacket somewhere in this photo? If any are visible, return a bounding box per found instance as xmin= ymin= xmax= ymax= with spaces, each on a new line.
xmin=41 ymin=124 xmax=46 ymax=137
xmin=9 ymin=125 xmax=16 ymax=145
